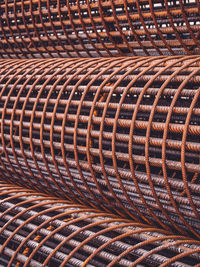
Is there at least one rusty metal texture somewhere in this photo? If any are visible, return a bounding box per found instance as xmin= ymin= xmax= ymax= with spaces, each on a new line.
xmin=0 ymin=0 xmax=200 ymax=58
xmin=0 ymin=181 xmax=199 ymax=267
xmin=0 ymin=56 xmax=200 ymax=238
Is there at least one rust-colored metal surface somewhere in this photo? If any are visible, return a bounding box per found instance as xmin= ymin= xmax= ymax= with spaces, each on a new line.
xmin=0 ymin=0 xmax=200 ymax=58
xmin=0 ymin=181 xmax=199 ymax=267
xmin=0 ymin=56 xmax=200 ymax=239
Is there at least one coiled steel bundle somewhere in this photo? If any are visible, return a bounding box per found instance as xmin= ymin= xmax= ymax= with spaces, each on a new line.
xmin=0 ymin=56 xmax=200 ymax=240
xmin=0 ymin=181 xmax=200 ymax=267
xmin=0 ymin=0 xmax=200 ymax=58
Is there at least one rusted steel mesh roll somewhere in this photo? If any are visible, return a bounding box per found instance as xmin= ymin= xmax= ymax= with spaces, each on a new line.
xmin=0 ymin=0 xmax=200 ymax=58
xmin=0 ymin=182 xmax=199 ymax=267
xmin=0 ymin=56 xmax=200 ymax=238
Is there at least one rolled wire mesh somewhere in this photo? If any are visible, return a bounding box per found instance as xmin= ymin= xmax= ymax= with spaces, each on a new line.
xmin=0 ymin=0 xmax=200 ymax=58
xmin=0 ymin=56 xmax=200 ymax=239
xmin=0 ymin=181 xmax=200 ymax=267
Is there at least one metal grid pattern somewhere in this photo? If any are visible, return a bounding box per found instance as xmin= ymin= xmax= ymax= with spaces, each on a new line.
xmin=0 ymin=57 xmax=199 ymax=238
xmin=0 ymin=0 xmax=200 ymax=58
xmin=0 ymin=182 xmax=200 ymax=267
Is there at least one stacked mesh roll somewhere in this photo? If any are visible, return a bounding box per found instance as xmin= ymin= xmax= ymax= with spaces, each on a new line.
xmin=0 ymin=0 xmax=200 ymax=266
xmin=0 ymin=56 xmax=200 ymax=240
xmin=0 ymin=0 xmax=200 ymax=58
xmin=0 ymin=182 xmax=200 ymax=267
